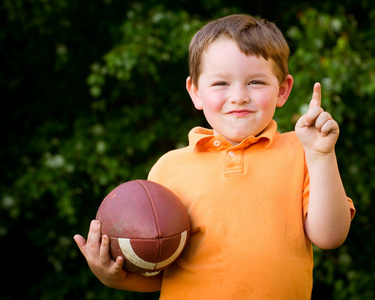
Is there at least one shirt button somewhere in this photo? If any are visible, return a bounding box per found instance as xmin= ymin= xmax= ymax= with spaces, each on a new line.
xmin=229 ymin=151 xmax=235 ymax=157
xmin=214 ymin=140 xmax=221 ymax=147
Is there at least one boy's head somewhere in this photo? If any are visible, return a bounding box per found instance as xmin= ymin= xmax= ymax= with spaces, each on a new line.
xmin=188 ymin=14 xmax=290 ymax=87
xmin=186 ymin=14 xmax=294 ymax=145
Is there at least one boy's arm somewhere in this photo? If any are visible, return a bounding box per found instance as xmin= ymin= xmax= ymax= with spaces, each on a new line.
xmin=73 ymin=220 xmax=162 ymax=292
xmin=295 ymin=83 xmax=352 ymax=250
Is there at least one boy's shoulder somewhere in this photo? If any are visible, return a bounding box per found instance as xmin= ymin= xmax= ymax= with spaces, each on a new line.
xmin=268 ymin=131 xmax=305 ymax=158
xmin=148 ymin=146 xmax=192 ymax=182
xmin=273 ymin=130 xmax=302 ymax=146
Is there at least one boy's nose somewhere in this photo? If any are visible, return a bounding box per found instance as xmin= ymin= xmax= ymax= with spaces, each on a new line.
xmin=229 ymin=85 xmax=250 ymax=105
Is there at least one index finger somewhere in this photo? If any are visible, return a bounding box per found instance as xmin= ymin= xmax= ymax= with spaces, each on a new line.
xmin=309 ymin=82 xmax=321 ymax=108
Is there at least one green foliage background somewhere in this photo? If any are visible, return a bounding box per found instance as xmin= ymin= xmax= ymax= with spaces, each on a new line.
xmin=1 ymin=0 xmax=374 ymax=299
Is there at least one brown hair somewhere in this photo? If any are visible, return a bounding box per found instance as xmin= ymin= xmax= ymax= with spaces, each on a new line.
xmin=189 ymin=14 xmax=290 ymax=86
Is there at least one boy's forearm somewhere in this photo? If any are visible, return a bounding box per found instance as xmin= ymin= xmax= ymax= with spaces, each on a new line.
xmin=106 ymin=271 xmax=163 ymax=292
xmin=304 ymin=150 xmax=351 ymax=249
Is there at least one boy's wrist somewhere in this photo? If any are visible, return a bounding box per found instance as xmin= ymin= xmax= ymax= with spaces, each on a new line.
xmin=303 ymin=148 xmax=337 ymax=163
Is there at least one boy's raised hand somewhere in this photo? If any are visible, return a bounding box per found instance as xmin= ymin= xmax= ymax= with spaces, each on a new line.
xmin=295 ymin=82 xmax=339 ymax=155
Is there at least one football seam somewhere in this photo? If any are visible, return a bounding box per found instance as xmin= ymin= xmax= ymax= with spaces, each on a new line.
xmin=137 ymin=180 xmax=162 ymax=271
xmin=118 ymin=229 xmax=189 ymax=271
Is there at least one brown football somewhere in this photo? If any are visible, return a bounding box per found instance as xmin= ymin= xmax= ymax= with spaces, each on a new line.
xmin=96 ymin=180 xmax=190 ymax=276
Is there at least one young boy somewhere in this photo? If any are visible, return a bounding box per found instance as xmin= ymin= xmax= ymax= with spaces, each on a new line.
xmin=74 ymin=14 xmax=355 ymax=299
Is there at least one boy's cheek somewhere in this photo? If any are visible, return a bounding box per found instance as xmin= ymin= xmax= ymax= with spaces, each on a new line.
xmin=200 ymin=94 xmax=225 ymax=112
xmin=255 ymin=96 xmax=278 ymax=111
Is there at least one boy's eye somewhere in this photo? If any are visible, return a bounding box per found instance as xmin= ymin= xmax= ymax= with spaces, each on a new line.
xmin=249 ymin=80 xmax=264 ymax=85
xmin=213 ymin=82 xmax=228 ymax=86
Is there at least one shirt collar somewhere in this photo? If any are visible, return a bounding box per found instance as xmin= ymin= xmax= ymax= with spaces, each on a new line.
xmin=189 ymin=120 xmax=278 ymax=152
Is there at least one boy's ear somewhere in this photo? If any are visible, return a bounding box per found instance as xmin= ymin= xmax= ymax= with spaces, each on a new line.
xmin=276 ymin=74 xmax=294 ymax=107
xmin=186 ymin=76 xmax=203 ymax=110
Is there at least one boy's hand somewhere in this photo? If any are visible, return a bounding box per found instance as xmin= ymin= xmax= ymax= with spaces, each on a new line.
xmin=74 ymin=220 xmax=127 ymax=288
xmin=295 ymin=82 xmax=339 ymax=155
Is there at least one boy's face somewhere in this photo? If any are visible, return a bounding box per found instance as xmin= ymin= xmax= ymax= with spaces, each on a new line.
xmin=187 ymin=37 xmax=293 ymax=145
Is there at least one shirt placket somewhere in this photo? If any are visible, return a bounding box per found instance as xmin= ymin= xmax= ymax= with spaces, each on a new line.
xmin=223 ymin=148 xmax=243 ymax=174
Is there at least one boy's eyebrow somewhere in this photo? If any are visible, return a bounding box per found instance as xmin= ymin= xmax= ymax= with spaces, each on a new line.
xmin=247 ymin=72 xmax=270 ymax=78
xmin=208 ymin=72 xmax=271 ymax=79
xmin=208 ymin=71 xmax=229 ymax=78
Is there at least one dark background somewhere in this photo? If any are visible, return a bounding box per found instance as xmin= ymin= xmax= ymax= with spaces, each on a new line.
xmin=1 ymin=0 xmax=374 ymax=299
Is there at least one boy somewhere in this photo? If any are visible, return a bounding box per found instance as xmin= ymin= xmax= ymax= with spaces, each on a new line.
xmin=74 ymin=14 xmax=355 ymax=299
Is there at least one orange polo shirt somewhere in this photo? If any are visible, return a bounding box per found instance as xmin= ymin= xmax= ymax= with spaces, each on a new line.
xmin=148 ymin=120 xmax=355 ymax=299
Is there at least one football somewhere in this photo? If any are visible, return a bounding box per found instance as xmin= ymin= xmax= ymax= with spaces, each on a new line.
xmin=96 ymin=180 xmax=190 ymax=276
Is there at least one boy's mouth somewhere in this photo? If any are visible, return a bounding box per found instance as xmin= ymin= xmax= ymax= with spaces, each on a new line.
xmin=227 ymin=109 xmax=254 ymax=117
